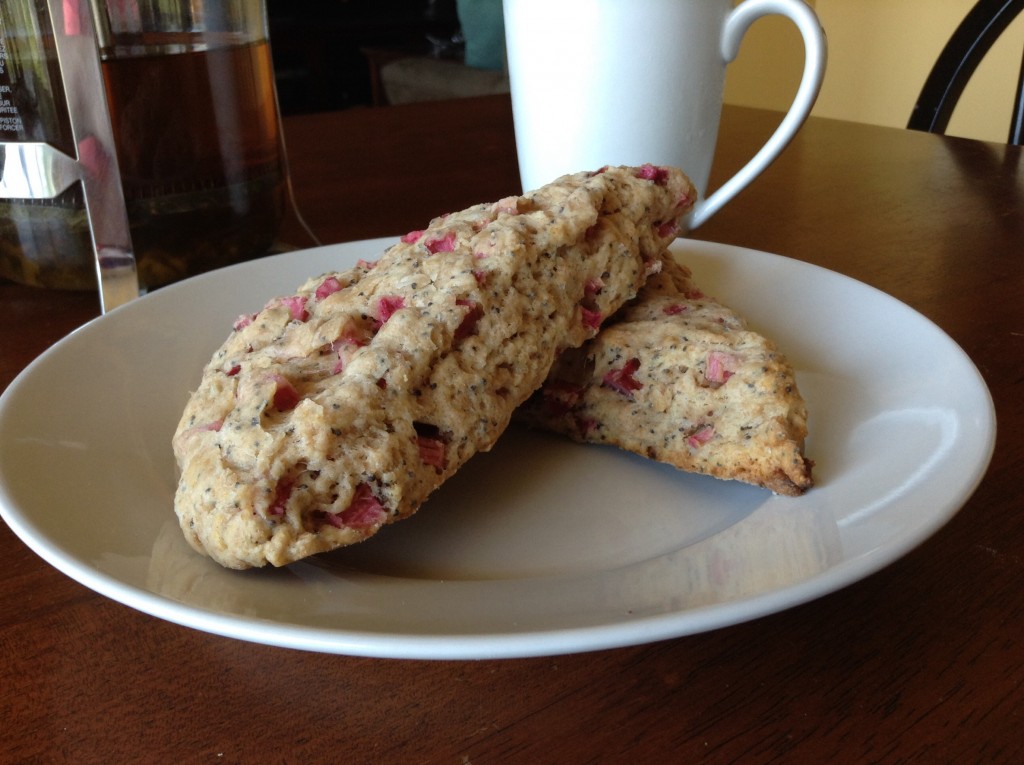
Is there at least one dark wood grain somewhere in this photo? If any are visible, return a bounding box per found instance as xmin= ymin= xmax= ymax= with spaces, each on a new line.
xmin=2 ymin=96 xmax=1021 ymax=764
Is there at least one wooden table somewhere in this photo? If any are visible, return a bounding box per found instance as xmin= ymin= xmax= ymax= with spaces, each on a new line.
xmin=2 ymin=96 xmax=1021 ymax=763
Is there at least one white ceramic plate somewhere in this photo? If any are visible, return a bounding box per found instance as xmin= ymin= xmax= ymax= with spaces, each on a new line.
xmin=0 ymin=239 xmax=996 ymax=659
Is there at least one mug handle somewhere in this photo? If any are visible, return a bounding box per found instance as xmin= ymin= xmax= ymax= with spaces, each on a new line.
xmin=688 ymin=0 xmax=827 ymax=230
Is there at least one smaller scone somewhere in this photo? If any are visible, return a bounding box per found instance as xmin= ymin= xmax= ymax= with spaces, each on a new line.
xmin=173 ymin=165 xmax=697 ymax=568
xmin=518 ymin=253 xmax=813 ymax=495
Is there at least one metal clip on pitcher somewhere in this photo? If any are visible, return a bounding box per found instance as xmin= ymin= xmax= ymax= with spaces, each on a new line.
xmin=0 ymin=0 xmax=138 ymax=312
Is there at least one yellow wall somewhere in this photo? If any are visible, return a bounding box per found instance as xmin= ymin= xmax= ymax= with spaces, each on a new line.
xmin=723 ymin=0 xmax=1024 ymax=143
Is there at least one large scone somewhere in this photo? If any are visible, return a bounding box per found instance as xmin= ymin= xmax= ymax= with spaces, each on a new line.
xmin=173 ymin=165 xmax=697 ymax=568
xmin=518 ymin=253 xmax=813 ymax=495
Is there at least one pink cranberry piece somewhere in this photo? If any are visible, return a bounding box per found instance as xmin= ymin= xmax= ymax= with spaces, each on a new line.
xmin=315 ymin=276 xmax=343 ymax=300
xmin=233 ymin=313 xmax=255 ymax=331
xmin=338 ymin=483 xmax=388 ymax=528
xmin=684 ymin=287 xmax=706 ymax=301
xmin=376 ymin=295 xmax=405 ymax=325
xmin=424 ymin=232 xmax=457 ymax=254
xmin=636 ymin=164 xmax=669 ymax=184
xmin=330 ymin=326 xmax=370 ymax=374
xmin=581 ymin=307 xmax=602 ymax=330
xmin=268 ymin=477 xmax=293 ymax=517
xmin=417 ymin=436 xmax=446 ymax=471
xmin=657 ymin=220 xmax=679 ymax=238
xmin=268 ymin=295 xmax=308 ymax=322
xmin=271 ymin=374 xmax=300 ymax=411
xmin=455 ymin=299 xmax=483 ymax=340
xmin=603 ymin=358 xmax=643 ymax=397
xmin=688 ymin=424 xmax=716 ymax=448
xmin=705 ymin=351 xmax=737 ymax=385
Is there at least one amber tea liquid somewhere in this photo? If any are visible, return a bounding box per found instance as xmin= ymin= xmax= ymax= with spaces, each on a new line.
xmin=1 ymin=35 xmax=286 ymax=291
xmin=100 ymin=37 xmax=286 ymax=288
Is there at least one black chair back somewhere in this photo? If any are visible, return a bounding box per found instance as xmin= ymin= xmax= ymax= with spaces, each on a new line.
xmin=908 ymin=0 xmax=1024 ymax=144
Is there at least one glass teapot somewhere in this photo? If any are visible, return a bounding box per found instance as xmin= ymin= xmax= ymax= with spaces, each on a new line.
xmin=0 ymin=0 xmax=294 ymax=312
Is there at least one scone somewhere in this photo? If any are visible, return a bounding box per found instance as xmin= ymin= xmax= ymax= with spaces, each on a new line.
xmin=172 ymin=165 xmax=697 ymax=568
xmin=518 ymin=252 xmax=813 ymax=495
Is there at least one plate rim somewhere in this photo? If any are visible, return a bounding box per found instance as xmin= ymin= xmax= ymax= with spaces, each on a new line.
xmin=0 ymin=238 xmax=997 ymax=659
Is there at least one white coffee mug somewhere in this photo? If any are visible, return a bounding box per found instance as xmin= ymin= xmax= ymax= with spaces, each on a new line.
xmin=504 ymin=0 xmax=827 ymax=229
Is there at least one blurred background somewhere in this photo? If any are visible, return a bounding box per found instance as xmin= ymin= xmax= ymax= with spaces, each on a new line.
xmin=724 ymin=0 xmax=1024 ymax=144
xmin=267 ymin=0 xmax=1023 ymax=144
xmin=267 ymin=0 xmax=507 ymax=113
